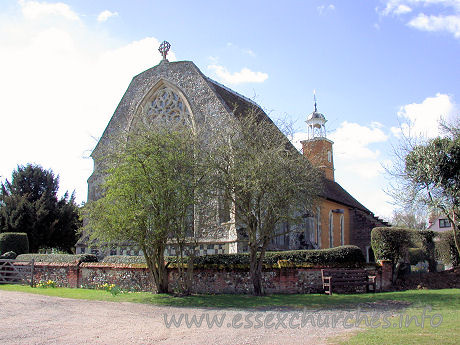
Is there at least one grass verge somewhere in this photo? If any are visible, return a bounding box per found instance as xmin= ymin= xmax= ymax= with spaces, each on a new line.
xmin=0 ymin=285 xmax=458 ymax=344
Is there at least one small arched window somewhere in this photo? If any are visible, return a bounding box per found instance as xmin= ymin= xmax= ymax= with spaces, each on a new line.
xmin=340 ymin=214 xmax=344 ymax=246
xmin=329 ymin=211 xmax=333 ymax=248
xmin=316 ymin=206 xmax=321 ymax=247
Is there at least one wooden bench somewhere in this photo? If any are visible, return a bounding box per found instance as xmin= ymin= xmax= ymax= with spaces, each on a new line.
xmin=321 ymin=269 xmax=376 ymax=295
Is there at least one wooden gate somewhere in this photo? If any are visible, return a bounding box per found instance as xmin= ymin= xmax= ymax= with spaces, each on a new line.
xmin=0 ymin=259 xmax=34 ymax=286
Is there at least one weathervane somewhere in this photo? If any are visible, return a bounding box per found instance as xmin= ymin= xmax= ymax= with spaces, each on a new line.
xmin=158 ymin=41 xmax=171 ymax=61
xmin=313 ymin=89 xmax=317 ymax=112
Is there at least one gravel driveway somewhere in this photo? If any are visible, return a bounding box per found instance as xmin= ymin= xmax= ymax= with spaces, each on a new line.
xmin=0 ymin=290 xmax=362 ymax=345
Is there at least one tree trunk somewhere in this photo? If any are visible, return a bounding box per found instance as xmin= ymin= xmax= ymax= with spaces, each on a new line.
xmin=143 ymin=245 xmax=168 ymax=293
xmin=249 ymin=246 xmax=265 ymax=296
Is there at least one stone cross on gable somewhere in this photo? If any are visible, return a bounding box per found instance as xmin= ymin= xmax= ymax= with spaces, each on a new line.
xmin=158 ymin=41 xmax=171 ymax=61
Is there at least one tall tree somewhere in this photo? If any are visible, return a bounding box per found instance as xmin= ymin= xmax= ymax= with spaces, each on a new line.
xmin=82 ymin=122 xmax=205 ymax=293
xmin=206 ymin=109 xmax=321 ymax=295
xmin=0 ymin=164 xmax=80 ymax=252
xmin=389 ymin=119 xmax=460 ymax=257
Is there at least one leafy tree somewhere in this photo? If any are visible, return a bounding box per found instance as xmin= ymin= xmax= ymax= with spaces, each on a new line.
xmin=389 ymin=119 xmax=460 ymax=258
xmin=0 ymin=164 xmax=80 ymax=253
xmin=206 ymin=109 xmax=321 ymax=295
xmin=82 ymin=122 xmax=206 ymax=294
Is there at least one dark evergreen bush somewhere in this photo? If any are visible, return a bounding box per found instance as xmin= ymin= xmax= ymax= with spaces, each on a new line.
xmin=436 ymin=231 xmax=460 ymax=267
xmin=371 ymin=227 xmax=414 ymax=264
xmin=0 ymin=232 xmax=29 ymax=255
xmin=408 ymin=247 xmax=427 ymax=265
xmin=100 ymin=246 xmax=365 ymax=268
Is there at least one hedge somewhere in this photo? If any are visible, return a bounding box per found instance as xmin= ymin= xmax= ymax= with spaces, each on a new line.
xmin=102 ymin=255 xmax=149 ymax=265
xmin=16 ymin=253 xmax=98 ymax=264
xmin=436 ymin=231 xmax=460 ymax=267
xmin=408 ymin=248 xmax=427 ymax=265
xmin=102 ymin=246 xmax=365 ymax=269
xmin=0 ymin=251 xmax=17 ymax=259
xmin=0 ymin=232 xmax=29 ymax=256
xmin=371 ymin=227 xmax=414 ymax=264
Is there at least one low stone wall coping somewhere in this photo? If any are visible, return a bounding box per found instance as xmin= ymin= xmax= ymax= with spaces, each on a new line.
xmin=80 ymin=262 xmax=148 ymax=269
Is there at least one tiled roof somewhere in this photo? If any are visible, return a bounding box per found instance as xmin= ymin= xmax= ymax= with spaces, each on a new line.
xmin=321 ymin=178 xmax=371 ymax=213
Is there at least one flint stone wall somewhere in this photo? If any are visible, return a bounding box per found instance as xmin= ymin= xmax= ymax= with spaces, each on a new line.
xmin=28 ymin=262 xmax=389 ymax=294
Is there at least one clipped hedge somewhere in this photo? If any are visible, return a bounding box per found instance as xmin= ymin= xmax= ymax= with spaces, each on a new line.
xmin=100 ymin=246 xmax=365 ymax=269
xmin=0 ymin=232 xmax=29 ymax=256
xmin=99 ymin=246 xmax=365 ymax=269
xmin=371 ymin=227 xmax=414 ymax=264
xmin=436 ymin=231 xmax=460 ymax=267
xmin=16 ymin=253 xmax=98 ymax=264
xmin=0 ymin=251 xmax=17 ymax=259
xmin=408 ymin=247 xmax=427 ymax=265
xmin=102 ymin=255 xmax=148 ymax=265
xmin=265 ymin=245 xmax=365 ymax=267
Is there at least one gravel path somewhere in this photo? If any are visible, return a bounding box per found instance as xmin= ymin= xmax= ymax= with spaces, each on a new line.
xmin=0 ymin=290 xmax=361 ymax=345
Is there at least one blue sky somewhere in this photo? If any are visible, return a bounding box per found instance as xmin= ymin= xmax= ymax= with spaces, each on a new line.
xmin=0 ymin=0 xmax=459 ymax=219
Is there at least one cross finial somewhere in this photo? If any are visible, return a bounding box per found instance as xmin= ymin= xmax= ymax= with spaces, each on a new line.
xmin=158 ymin=41 xmax=171 ymax=61
xmin=313 ymin=89 xmax=317 ymax=112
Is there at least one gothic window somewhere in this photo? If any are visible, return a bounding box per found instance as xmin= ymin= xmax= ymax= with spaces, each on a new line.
xmin=305 ymin=216 xmax=315 ymax=245
xmin=218 ymin=192 xmax=231 ymax=224
xmin=329 ymin=211 xmax=333 ymax=248
xmin=316 ymin=206 xmax=321 ymax=247
xmin=143 ymin=86 xmax=191 ymax=125
xmin=340 ymin=214 xmax=344 ymax=246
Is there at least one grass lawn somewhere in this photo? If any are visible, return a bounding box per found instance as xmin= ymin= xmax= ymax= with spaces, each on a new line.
xmin=1 ymin=285 xmax=458 ymax=344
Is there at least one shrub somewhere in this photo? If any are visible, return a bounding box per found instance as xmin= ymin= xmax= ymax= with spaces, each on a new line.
xmin=0 ymin=251 xmax=17 ymax=259
xmin=100 ymin=246 xmax=365 ymax=269
xmin=16 ymin=253 xmax=98 ymax=264
xmin=408 ymin=247 xmax=427 ymax=265
xmin=372 ymin=227 xmax=416 ymax=282
xmin=416 ymin=230 xmax=437 ymax=272
xmin=436 ymin=231 xmax=460 ymax=267
xmin=167 ymin=245 xmax=365 ymax=269
xmin=0 ymin=232 xmax=29 ymax=255
xmin=371 ymin=227 xmax=413 ymax=264
xmin=102 ymin=255 xmax=148 ymax=265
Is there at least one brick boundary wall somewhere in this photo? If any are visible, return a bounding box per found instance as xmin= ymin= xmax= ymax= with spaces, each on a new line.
xmin=27 ymin=261 xmax=393 ymax=294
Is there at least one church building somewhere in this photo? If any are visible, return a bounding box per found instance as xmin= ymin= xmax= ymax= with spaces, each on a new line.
xmin=76 ymin=42 xmax=387 ymax=262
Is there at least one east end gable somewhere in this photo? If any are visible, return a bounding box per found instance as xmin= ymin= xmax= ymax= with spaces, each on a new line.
xmin=91 ymin=60 xmax=235 ymax=162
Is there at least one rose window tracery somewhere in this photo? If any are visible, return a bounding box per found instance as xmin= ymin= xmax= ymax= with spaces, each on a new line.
xmin=144 ymin=86 xmax=190 ymax=125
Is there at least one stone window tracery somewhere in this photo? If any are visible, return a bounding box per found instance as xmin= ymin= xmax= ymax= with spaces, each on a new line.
xmin=144 ymin=86 xmax=191 ymax=125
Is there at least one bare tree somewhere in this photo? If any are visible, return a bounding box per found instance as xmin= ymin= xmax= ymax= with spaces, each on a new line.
xmin=205 ymin=108 xmax=321 ymax=295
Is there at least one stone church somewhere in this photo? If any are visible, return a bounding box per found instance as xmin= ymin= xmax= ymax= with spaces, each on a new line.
xmin=76 ymin=42 xmax=387 ymax=261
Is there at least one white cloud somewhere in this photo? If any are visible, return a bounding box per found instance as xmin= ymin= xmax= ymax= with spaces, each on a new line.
xmin=408 ymin=13 xmax=460 ymax=37
xmin=379 ymin=0 xmax=460 ymax=38
xmin=392 ymin=93 xmax=457 ymax=138
xmin=207 ymin=64 xmax=268 ymax=85
xmin=97 ymin=10 xmax=118 ymax=23
xmin=395 ymin=4 xmax=413 ymax=14
xmin=19 ymin=0 xmax=80 ymax=21
xmin=330 ymin=121 xmax=388 ymax=161
xmin=317 ymin=4 xmax=336 ymax=14
xmin=291 ymin=122 xmax=388 ymax=179
xmin=290 ymin=122 xmax=392 ymax=217
xmin=0 ymin=1 xmax=175 ymax=204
